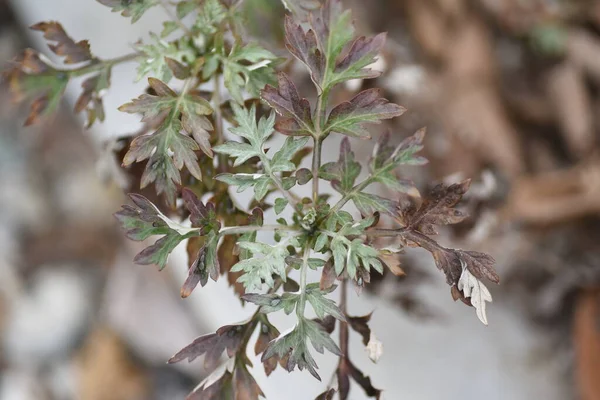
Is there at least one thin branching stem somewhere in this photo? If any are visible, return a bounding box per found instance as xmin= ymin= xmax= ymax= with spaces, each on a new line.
xmin=339 ymin=278 xmax=349 ymax=357
xmin=69 ymin=52 xmax=142 ymax=78
xmin=213 ymin=73 xmax=229 ymax=174
xmin=311 ymin=87 xmax=329 ymax=204
xmin=312 ymin=137 xmax=322 ymax=204
xmin=296 ymin=245 xmax=311 ymax=318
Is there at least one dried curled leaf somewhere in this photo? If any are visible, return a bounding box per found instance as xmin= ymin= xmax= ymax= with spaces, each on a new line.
xmin=400 ymin=180 xmax=471 ymax=235
xmin=347 ymin=313 xmax=372 ymax=346
xmin=4 ymin=50 xmax=69 ymax=126
xmin=31 ymin=22 xmax=93 ymax=64
xmin=458 ymin=266 xmax=493 ymax=325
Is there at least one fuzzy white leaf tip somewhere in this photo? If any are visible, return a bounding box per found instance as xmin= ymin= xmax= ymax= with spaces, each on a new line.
xmin=458 ymin=263 xmax=493 ymax=325
xmin=366 ymin=332 xmax=383 ymax=363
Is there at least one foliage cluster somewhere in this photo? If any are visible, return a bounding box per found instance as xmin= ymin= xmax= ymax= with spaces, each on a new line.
xmin=4 ymin=0 xmax=499 ymax=398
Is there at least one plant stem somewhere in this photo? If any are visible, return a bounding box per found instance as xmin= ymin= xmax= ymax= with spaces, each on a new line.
xmin=212 ymin=73 xmax=228 ymax=173
xmin=296 ymin=245 xmax=311 ymax=318
xmin=311 ymin=87 xmax=329 ymax=205
xmin=69 ymin=52 xmax=141 ymax=78
xmin=365 ymin=227 xmax=408 ymax=237
xmin=311 ymin=137 xmax=322 ymax=204
xmin=339 ymin=278 xmax=349 ymax=357
xmin=219 ymin=224 xmax=300 ymax=236
xmin=159 ymin=0 xmax=193 ymax=36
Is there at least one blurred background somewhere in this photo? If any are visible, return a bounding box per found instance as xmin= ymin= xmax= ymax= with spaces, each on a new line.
xmin=0 ymin=0 xmax=599 ymax=399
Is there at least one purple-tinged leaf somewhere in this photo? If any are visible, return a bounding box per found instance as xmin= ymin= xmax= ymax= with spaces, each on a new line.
xmin=255 ymin=320 xmax=280 ymax=376
xmin=114 ymin=193 xmax=169 ymax=241
xmin=326 ymin=89 xmax=405 ymax=139
xmin=233 ymin=365 xmax=265 ymax=400
xmin=296 ymin=168 xmax=313 ymax=185
xmin=261 ymin=72 xmax=314 ymax=136
xmin=186 ymin=370 xmax=234 ymax=400
xmin=168 ymin=323 xmax=248 ymax=370
xmin=284 ymin=15 xmax=325 ymax=89
xmin=320 ymin=259 xmax=337 ymax=290
xmin=182 ymin=188 xmax=221 ymax=233
xmin=332 ymin=33 xmax=387 ymax=85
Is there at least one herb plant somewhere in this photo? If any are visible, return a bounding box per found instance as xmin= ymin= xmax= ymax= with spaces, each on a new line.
xmin=5 ymin=0 xmax=500 ymax=398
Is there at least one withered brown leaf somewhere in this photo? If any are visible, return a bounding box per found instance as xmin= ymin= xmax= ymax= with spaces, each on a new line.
xmin=347 ymin=313 xmax=372 ymax=346
xmin=31 ymin=22 xmax=93 ymax=64
xmin=399 ymin=180 xmax=471 ymax=235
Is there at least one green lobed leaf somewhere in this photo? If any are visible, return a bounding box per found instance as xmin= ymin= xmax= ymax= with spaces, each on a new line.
xmin=135 ymin=34 xmax=195 ymax=82
xmin=274 ymin=198 xmax=289 ymax=214
xmin=194 ymin=0 xmax=227 ymax=35
xmin=97 ymin=0 xmax=158 ymax=23
xmin=351 ymin=192 xmax=397 ymax=217
xmin=261 ymin=317 xmax=341 ymax=381
xmin=327 ymin=217 xmax=383 ymax=279
xmin=271 ymin=136 xmax=310 ymax=173
xmin=368 ymin=129 xmax=426 ymax=194
xmin=223 ymin=42 xmax=278 ymax=104
xmin=305 ymin=283 xmax=345 ymax=321
xmin=231 ymin=241 xmax=290 ymax=291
